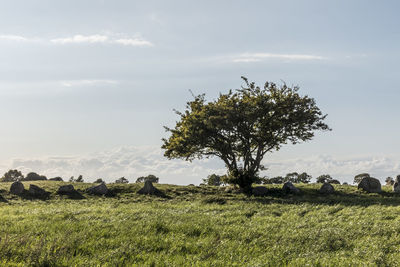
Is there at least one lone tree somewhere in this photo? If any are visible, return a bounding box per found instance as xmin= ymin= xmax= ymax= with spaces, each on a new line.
xmin=162 ymin=77 xmax=330 ymax=192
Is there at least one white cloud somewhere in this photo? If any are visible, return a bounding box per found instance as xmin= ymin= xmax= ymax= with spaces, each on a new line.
xmin=114 ymin=38 xmax=153 ymax=47
xmin=2 ymin=146 xmax=225 ymax=185
xmin=0 ymin=33 xmax=153 ymax=47
xmin=232 ymin=53 xmax=327 ymax=62
xmin=1 ymin=146 xmax=400 ymax=185
xmin=50 ymin=34 xmax=153 ymax=47
xmin=264 ymin=154 xmax=400 ymax=183
xmin=51 ymin=34 xmax=109 ymax=44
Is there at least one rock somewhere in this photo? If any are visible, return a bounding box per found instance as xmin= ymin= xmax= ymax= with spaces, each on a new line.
xmin=282 ymin=182 xmax=300 ymax=194
xmin=393 ymin=176 xmax=400 ymax=193
xmin=29 ymin=184 xmax=48 ymax=197
xmin=358 ymin=177 xmax=381 ymax=193
xmin=57 ymin=184 xmax=76 ymax=194
xmin=393 ymin=182 xmax=400 ymax=193
xmin=252 ymin=186 xmax=268 ymax=196
xmin=86 ymin=182 xmax=109 ymax=195
xmin=137 ymin=181 xmax=163 ymax=196
xmin=10 ymin=181 xmax=24 ymax=195
xmin=319 ymin=182 xmax=335 ymax=194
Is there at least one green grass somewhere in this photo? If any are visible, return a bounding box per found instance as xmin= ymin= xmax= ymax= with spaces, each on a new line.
xmin=1 ymin=181 xmax=400 ymax=266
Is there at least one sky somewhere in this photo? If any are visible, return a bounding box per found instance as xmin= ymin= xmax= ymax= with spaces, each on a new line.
xmin=1 ymin=0 xmax=400 ymax=184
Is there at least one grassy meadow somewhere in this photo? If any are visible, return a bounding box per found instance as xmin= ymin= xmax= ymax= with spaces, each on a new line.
xmin=1 ymin=181 xmax=400 ymax=266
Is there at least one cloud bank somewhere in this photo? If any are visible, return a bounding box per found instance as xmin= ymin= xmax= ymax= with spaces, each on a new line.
xmin=1 ymin=146 xmax=399 ymax=185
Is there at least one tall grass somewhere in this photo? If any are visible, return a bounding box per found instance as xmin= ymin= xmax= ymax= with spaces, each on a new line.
xmin=0 ymin=181 xmax=399 ymax=266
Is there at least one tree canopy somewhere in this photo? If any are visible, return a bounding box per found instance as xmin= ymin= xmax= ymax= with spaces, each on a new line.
xmin=136 ymin=174 xmax=159 ymax=184
xmin=0 ymin=169 xmax=24 ymax=182
xmin=162 ymin=77 xmax=330 ymax=191
xmin=203 ymin=174 xmax=224 ymax=186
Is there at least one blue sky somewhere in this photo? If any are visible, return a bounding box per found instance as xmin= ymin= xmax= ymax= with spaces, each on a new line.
xmin=1 ymin=0 xmax=400 ymax=184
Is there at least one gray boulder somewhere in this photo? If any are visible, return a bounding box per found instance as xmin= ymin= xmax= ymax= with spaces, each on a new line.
xmin=393 ymin=182 xmax=400 ymax=193
xmin=282 ymin=182 xmax=300 ymax=194
xmin=57 ymin=184 xmax=76 ymax=194
xmin=10 ymin=181 xmax=24 ymax=195
xmin=252 ymin=186 xmax=268 ymax=196
xmin=358 ymin=177 xmax=381 ymax=193
xmin=319 ymin=182 xmax=335 ymax=194
xmin=137 ymin=181 xmax=162 ymax=196
xmin=29 ymin=184 xmax=48 ymax=197
xmin=87 ymin=182 xmax=108 ymax=195
xmin=393 ymin=175 xmax=400 ymax=193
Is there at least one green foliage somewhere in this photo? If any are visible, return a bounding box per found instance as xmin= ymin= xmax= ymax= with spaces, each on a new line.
xmin=354 ymin=173 xmax=370 ymax=184
xmin=316 ymin=174 xmax=333 ymax=183
xmin=115 ymin=177 xmax=129 ymax=184
xmin=264 ymin=176 xmax=284 ymax=184
xmin=0 ymin=169 xmax=24 ymax=182
xmin=22 ymin=172 xmax=47 ymax=181
xmin=162 ymin=77 xmax=330 ymax=191
xmin=283 ymin=172 xmax=311 ymax=183
xmin=136 ymin=174 xmax=159 ymax=183
xmin=94 ymin=178 xmax=104 ymax=183
xmin=0 ymin=182 xmax=399 ymax=266
xmin=203 ymin=174 xmax=223 ymax=186
xmin=75 ymin=175 xmax=84 ymax=182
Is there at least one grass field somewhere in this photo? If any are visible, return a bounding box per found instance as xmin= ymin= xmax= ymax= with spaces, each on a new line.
xmin=1 ymin=181 xmax=400 ymax=266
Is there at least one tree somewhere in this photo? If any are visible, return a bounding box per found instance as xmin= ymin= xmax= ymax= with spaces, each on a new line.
xmin=115 ymin=177 xmax=129 ymax=184
xmin=354 ymin=173 xmax=370 ymax=184
xmin=297 ymin=172 xmax=312 ymax=183
xmin=385 ymin=177 xmax=394 ymax=186
xmin=316 ymin=174 xmax=333 ymax=183
xmin=1 ymin=169 xmax=24 ymax=182
xmin=284 ymin=172 xmax=299 ymax=183
xmin=267 ymin=176 xmax=284 ymax=184
xmin=75 ymin=175 xmax=84 ymax=183
xmin=203 ymin=174 xmax=223 ymax=186
xmin=22 ymin=172 xmax=47 ymax=181
xmin=162 ymin=77 xmax=330 ymax=192
xmin=94 ymin=178 xmax=104 ymax=183
xmin=136 ymin=174 xmax=159 ymax=183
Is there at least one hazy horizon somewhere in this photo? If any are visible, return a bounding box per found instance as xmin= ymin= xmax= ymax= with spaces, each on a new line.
xmin=1 ymin=0 xmax=400 ymax=184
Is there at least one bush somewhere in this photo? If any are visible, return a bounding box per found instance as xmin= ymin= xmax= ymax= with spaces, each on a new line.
xmin=94 ymin=178 xmax=104 ymax=183
xmin=136 ymin=174 xmax=159 ymax=183
xmin=22 ymin=172 xmax=47 ymax=181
